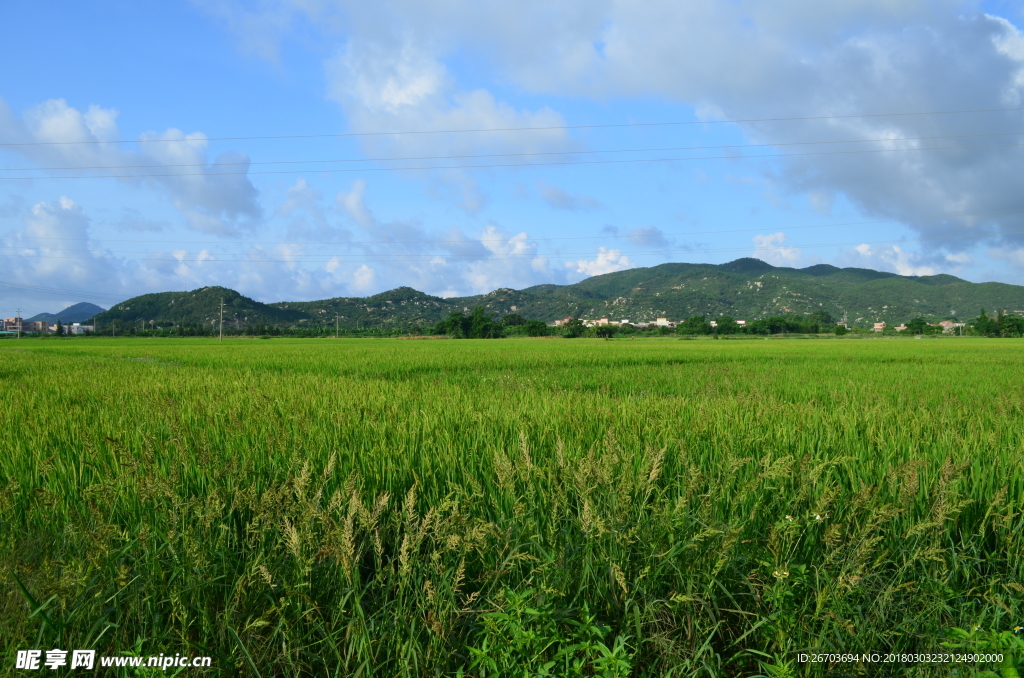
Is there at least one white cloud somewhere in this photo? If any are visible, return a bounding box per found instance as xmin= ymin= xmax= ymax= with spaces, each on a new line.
xmin=0 ymin=197 xmax=126 ymax=313
xmin=568 ymin=247 xmax=635 ymax=277
xmin=753 ymin=232 xmax=804 ymax=267
xmin=0 ymin=97 xmax=261 ymax=236
xmin=278 ymin=178 xmax=322 ymax=218
xmin=314 ymin=180 xmax=566 ymax=295
xmin=352 ymin=264 xmax=377 ymax=290
xmin=846 ymin=243 xmax=938 ymax=276
xmin=335 ymin=180 xmax=376 ymax=229
xmin=462 ymin=224 xmax=556 ymax=293
xmin=321 ymin=33 xmax=575 ymax=214
xmin=988 ymin=247 xmax=1024 ymax=267
xmin=17 ymin=1 xmax=1024 ymax=309
xmin=945 ymin=252 xmax=973 ymax=265
xmin=329 ymin=40 xmax=447 ymax=113
xmin=0 ymin=195 xmax=332 ymax=315
xmin=479 ymin=224 xmax=534 ymax=257
xmin=205 ymin=1 xmax=1024 ymax=251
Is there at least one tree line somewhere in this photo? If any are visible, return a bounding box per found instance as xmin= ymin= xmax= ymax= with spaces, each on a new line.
xmin=11 ymin=307 xmax=1024 ymax=339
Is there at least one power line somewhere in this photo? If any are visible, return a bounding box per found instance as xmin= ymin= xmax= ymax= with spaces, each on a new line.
xmin=4 ymin=131 xmax=1023 ymax=172
xmin=0 ymin=278 xmax=124 ymax=301
xmin=2 ymin=207 xmax=1019 ymax=250
xmin=2 ymin=105 xmax=1023 ymax=147
xmin=3 ymin=140 xmax=1023 ymax=180
xmin=2 ymin=228 xmax=1017 ymax=264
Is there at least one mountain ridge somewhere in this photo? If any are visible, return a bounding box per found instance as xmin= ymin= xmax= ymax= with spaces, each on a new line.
xmin=26 ymin=302 xmax=106 ymax=323
xmin=93 ymin=258 xmax=1024 ymax=330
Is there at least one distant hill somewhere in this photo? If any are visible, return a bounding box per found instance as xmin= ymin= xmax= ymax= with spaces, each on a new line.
xmin=26 ymin=302 xmax=106 ymax=323
xmin=95 ymin=287 xmax=305 ymax=331
xmin=94 ymin=259 xmax=1024 ymax=330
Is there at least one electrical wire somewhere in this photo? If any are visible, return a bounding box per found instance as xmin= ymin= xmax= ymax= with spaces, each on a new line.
xmin=1 ymin=228 xmax=1015 ymax=264
xmin=2 ymin=208 xmax=1018 ymax=249
xmin=0 ymin=279 xmax=125 ymax=301
xmin=4 ymin=131 xmax=1023 ymax=172
xmin=3 ymin=140 xmax=1023 ymax=180
xmin=2 ymin=105 xmax=1023 ymax=147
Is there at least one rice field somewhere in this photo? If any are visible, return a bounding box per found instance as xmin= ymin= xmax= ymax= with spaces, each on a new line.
xmin=2 ymin=336 xmax=1023 ymax=677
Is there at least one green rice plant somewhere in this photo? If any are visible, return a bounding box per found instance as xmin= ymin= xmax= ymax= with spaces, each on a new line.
xmin=1 ymin=337 xmax=1022 ymax=676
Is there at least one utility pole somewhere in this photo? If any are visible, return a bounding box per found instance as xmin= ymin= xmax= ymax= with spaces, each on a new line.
xmin=219 ymin=298 xmax=224 ymax=343
xmin=336 ymin=314 xmax=339 ymax=339
xmin=16 ymin=308 xmax=21 ymax=339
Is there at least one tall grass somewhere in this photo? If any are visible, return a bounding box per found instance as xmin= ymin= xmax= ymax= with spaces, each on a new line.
xmin=1 ymin=337 xmax=1022 ymax=676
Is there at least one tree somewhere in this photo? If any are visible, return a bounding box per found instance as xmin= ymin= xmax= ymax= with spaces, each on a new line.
xmin=594 ymin=325 xmax=617 ymax=339
xmin=502 ymin=313 xmax=525 ymax=326
xmin=907 ymin=317 xmax=929 ymax=335
xmin=716 ymin=317 xmax=739 ymax=335
xmin=679 ymin=316 xmax=711 ymax=335
xmin=1001 ymin=316 xmax=1024 ymax=337
xmin=434 ymin=311 xmax=469 ymax=337
xmin=561 ymin=318 xmax=585 ymax=338
xmin=55 ymin=319 xmax=64 ymax=337
xmin=808 ymin=310 xmax=833 ymax=325
xmin=468 ymin=306 xmax=501 ymax=338
xmin=799 ymin=319 xmax=821 ymax=334
xmin=973 ymin=309 xmax=999 ymax=337
xmin=834 ymin=324 xmax=848 ymax=336
xmin=523 ymin=319 xmax=548 ymax=337
xmin=433 ymin=307 xmax=502 ymax=338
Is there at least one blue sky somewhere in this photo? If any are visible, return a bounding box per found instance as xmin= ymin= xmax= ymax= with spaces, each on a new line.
xmin=3 ymin=0 xmax=1024 ymax=315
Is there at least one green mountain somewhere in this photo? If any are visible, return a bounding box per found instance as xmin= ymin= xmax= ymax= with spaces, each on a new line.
xmin=26 ymin=302 xmax=106 ymax=323
xmin=95 ymin=287 xmax=306 ymax=331
xmin=94 ymin=258 xmax=1024 ymax=330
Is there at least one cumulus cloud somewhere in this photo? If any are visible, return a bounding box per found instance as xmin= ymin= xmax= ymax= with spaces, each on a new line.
xmin=843 ymin=243 xmax=938 ymax=277
xmin=330 ymin=180 xmax=565 ymax=295
xmin=0 ymin=197 xmax=126 ymax=312
xmin=988 ymin=247 xmax=1024 ymax=267
xmin=335 ymin=179 xmax=375 ymax=229
xmin=567 ymin=247 xmax=635 ymax=277
xmin=460 ymin=224 xmax=556 ymax=293
xmin=278 ymin=179 xmax=323 ymax=219
xmin=279 ymin=178 xmax=349 ymax=242
xmin=537 ymin=181 xmax=602 ymax=211
xmin=203 ymin=1 xmax=1024 ymax=262
xmin=321 ymin=32 xmax=576 ymax=214
xmin=753 ymin=232 xmax=804 ymax=267
xmin=0 ymin=97 xmax=261 ymax=236
xmin=0 ymin=195 xmax=328 ymax=315
xmin=351 ymin=264 xmax=377 ymax=290
xmin=17 ymin=1 xmax=1024 ymax=310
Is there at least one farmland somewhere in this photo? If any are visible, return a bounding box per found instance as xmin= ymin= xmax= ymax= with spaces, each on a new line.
xmin=2 ymin=336 xmax=1023 ymax=676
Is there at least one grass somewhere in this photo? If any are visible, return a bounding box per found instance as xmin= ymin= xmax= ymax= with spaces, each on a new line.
xmin=1 ymin=336 xmax=1023 ymax=677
